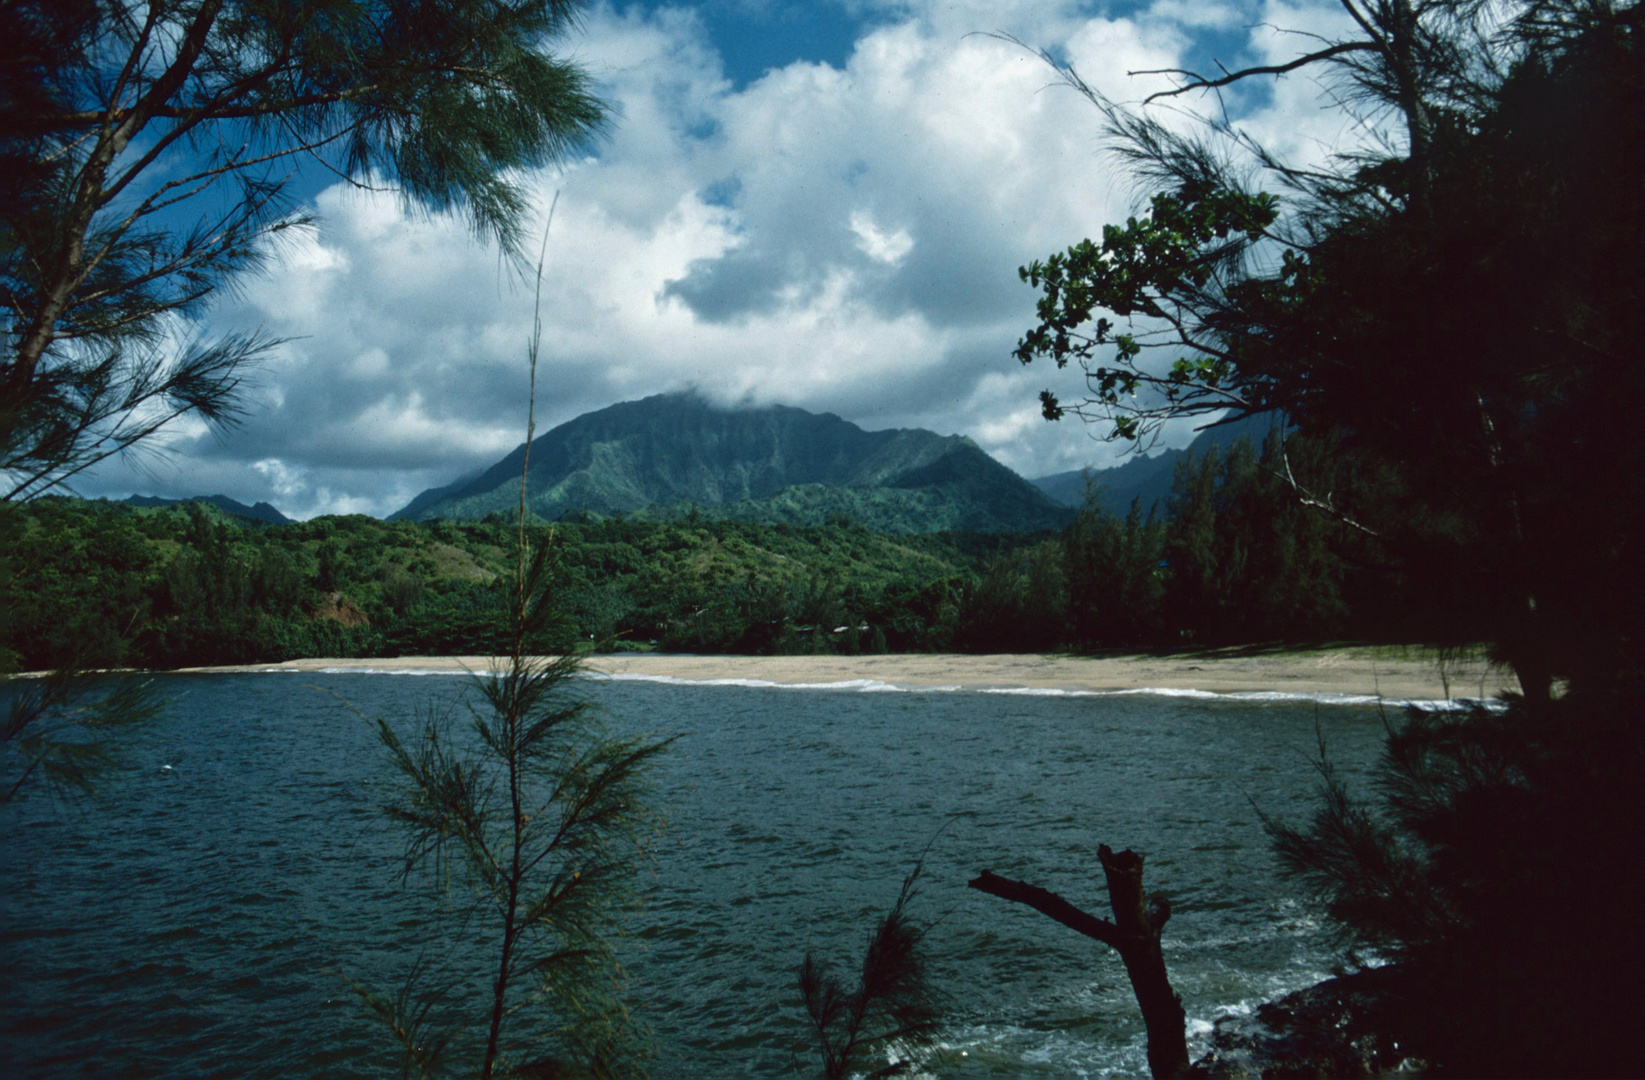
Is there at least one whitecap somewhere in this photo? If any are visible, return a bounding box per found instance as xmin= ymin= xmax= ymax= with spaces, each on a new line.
xmin=588 ymin=672 xmax=898 ymax=693
xmin=299 ymin=666 xmax=1506 ymax=710
xmin=311 ymin=667 xmax=483 ymax=677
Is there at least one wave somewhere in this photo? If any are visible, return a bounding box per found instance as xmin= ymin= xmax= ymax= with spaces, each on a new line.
xmin=591 ymin=673 xmax=914 ymax=693
xmin=583 ymin=671 xmax=1504 ymax=710
xmin=310 ymin=667 xmax=486 ymax=677
xmin=275 ymin=665 xmax=1503 ymax=710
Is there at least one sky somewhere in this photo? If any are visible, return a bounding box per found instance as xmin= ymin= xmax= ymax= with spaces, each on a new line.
xmin=77 ymin=0 xmax=1367 ymax=519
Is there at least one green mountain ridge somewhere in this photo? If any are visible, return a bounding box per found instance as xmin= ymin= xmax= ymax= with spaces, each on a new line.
xmin=1030 ymin=413 xmax=1285 ymax=515
xmin=392 ymin=393 xmax=1074 ymax=533
xmin=122 ymin=493 xmax=292 ymax=525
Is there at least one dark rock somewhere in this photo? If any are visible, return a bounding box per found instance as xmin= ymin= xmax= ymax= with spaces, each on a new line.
xmin=1195 ymin=967 xmax=1424 ymax=1078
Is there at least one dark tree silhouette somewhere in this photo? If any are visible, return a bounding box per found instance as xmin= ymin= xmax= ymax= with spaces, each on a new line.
xmin=1 ymin=0 xmax=607 ymax=501
xmin=971 ymin=846 xmax=1188 ymax=1079
xmin=1010 ymin=0 xmax=1644 ymax=699
xmin=799 ymin=862 xmax=943 ymax=1080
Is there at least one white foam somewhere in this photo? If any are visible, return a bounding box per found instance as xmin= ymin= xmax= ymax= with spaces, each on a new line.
xmin=975 ymin=685 xmax=1101 ymax=697
xmin=310 ymin=667 xmax=486 ymax=677
xmin=589 ymin=673 xmax=897 ymax=693
xmin=288 ymin=666 xmax=1505 ymax=710
xmin=1077 ymin=686 xmax=1502 ymax=711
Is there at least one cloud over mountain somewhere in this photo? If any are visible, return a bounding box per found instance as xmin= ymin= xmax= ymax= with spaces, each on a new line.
xmin=76 ymin=0 xmax=1361 ymax=519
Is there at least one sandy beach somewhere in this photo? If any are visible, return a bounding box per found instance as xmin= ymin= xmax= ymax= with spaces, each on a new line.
xmin=176 ymin=648 xmax=1518 ymax=701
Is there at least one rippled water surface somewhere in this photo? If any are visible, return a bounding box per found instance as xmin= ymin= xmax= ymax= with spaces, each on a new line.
xmin=1 ymin=672 xmax=1392 ymax=1077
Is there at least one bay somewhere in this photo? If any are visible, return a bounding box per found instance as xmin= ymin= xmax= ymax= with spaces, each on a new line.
xmin=1 ymin=672 xmax=1391 ymax=1077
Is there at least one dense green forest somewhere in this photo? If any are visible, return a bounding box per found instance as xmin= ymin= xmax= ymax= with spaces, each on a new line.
xmin=1 ymin=431 xmax=1475 ymax=673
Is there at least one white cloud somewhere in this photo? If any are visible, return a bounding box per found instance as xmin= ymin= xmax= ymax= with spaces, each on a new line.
xmin=849 ymin=210 xmax=914 ymax=265
xmin=79 ymin=0 xmax=1350 ymax=517
xmin=252 ymin=458 xmax=303 ymax=499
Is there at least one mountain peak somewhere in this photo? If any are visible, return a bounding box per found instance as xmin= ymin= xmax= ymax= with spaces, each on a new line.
xmin=122 ymin=493 xmax=291 ymax=525
xmin=392 ymin=397 xmax=1069 ymax=533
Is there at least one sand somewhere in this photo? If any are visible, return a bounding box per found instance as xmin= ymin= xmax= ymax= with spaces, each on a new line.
xmin=173 ymin=648 xmax=1518 ymax=701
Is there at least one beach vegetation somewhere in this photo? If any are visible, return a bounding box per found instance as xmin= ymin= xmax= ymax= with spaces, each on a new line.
xmin=1012 ymin=0 xmax=1642 ymax=702
xmin=352 ymin=536 xmax=670 ymax=1078
xmin=0 ymin=665 xmax=163 ymax=803
xmin=1265 ymin=677 xmax=1643 ymax=1075
xmin=347 ymin=215 xmax=670 ymax=1079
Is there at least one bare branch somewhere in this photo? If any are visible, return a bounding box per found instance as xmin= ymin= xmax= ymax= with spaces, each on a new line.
xmin=1133 ymin=42 xmax=1381 ymax=104
xmin=967 ymin=870 xmax=1124 ymax=949
xmin=1270 ymin=440 xmax=1382 ymax=536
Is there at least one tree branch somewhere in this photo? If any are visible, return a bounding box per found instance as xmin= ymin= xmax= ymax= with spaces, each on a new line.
xmin=967 ymin=870 xmax=1124 ymax=949
xmin=1270 ymin=441 xmax=1382 ymax=537
xmin=1133 ymin=42 xmax=1380 ymax=104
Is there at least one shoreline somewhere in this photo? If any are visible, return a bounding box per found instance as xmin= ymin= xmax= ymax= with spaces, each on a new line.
xmin=168 ymin=649 xmax=1518 ymax=702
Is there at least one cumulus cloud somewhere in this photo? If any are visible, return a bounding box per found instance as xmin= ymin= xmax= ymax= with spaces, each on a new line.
xmin=78 ymin=0 xmax=1372 ymax=518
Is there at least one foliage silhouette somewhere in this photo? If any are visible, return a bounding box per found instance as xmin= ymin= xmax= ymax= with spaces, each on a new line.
xmin=798 ymin=862 xmax=943 ymax=1080
xmin=2 ymin=0 xmax=607 ymax=501
xmin=1011 ymin=0 xmax=1645 ymax=696
xmin=1266 ymin=681 xmax=1645 ymax=1075
xmin=352 ymin=211 xmax=671 ymax=1079
xmin=1 ymin=665 xmax=163 ymax=803
xmin=1004 ymin=0 xmax=1643 ymax=1072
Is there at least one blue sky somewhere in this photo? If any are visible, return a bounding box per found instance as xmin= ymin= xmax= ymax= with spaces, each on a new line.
xmin=80 ymin=0 xmax=1362 ymax=518
xmin=651 ymin=1 xmax=866 ymax=85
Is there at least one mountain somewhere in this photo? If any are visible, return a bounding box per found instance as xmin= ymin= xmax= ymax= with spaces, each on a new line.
xmin=391 ymin=393 xmax=1073 ymax=534
xmin=1031 ymin=412 xmax=1284 ymax=516
xmin=122 ymin=493 xmax=291 ymax=525
xmin=389 ymin=469 xmax=485 ymax=523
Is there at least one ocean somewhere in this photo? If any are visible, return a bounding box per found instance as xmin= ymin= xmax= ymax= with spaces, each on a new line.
xmin=1 ymin=671 xmax=1406 ymax=1077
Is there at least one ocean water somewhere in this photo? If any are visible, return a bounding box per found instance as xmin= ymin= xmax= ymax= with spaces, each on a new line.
xmin=0 ymin=671 xmax=1401 ymax=1077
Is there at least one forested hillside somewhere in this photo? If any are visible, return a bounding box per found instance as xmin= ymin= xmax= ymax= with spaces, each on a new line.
xmin=3 ymin=432 xmax=1473 ymax=672
xmin=392 ymin=392 xmax=1074 ymax=533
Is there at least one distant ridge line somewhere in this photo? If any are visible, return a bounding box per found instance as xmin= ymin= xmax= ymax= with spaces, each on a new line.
xmin=390 ymin=391 xmax=1073 ymax=535
xmin=121 ymin=493 xmax=292 ymax=525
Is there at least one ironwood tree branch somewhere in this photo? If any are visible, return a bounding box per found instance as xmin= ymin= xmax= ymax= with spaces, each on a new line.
xmin=1132 ymin=42 xmax=1380 ymax=103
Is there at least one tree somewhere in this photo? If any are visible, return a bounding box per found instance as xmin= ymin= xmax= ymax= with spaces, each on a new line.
xmin=1010 ymin=0 xmax=1523 ymax=437
xmin=798 ymin=863 xmax=943 ymax=1080
xmin=1153 ymin=435 xmax=1354 ymax=644
xmin=0 ymin=0 xmax=608 ymax=805
xmin=1 ymin=0 xmax=607 ymax=501
xmin=354 ymin=234 xmax=673 ymax=1078
xmin=2 ymin=667 xmax=164 ymax=802
xmin=970 ymin=847 xmax=1188 ymax=1079
xmin=1011 ymin=0 xmax=1644 ymax=696
xmin=956 ymin=540 xmax=1068 ymax=652
xmin=1265 ymin=680 xmax=1645 ymax=1075
xmin=1062 ymin=490 xmax=1165 ymax=648
xmin=1006 ymin=5 xmax=1643 ymax=1073
xmin=361 ymin=551 xmax=670 ymax=1078
xmin=0 ymin=492 xmax=166 ymax=802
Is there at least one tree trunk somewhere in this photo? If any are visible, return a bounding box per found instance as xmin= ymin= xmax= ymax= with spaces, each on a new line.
xmin=1096 ymin=845 xmax=1189 ymax=1079
xmin=970 ymin=844 xmax=1190 ymax=1079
